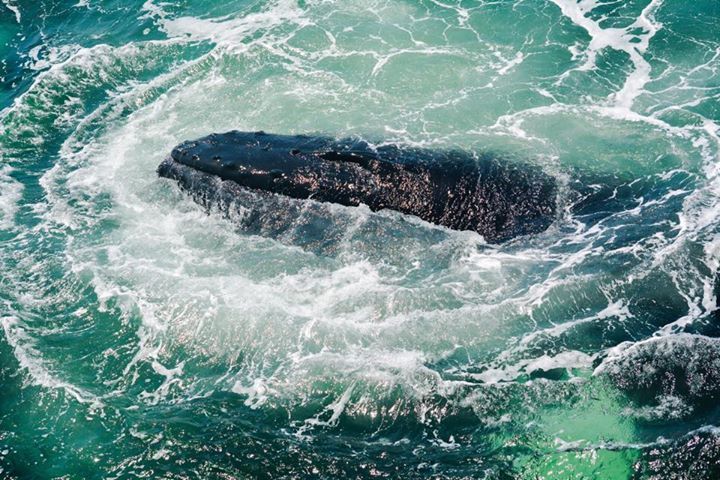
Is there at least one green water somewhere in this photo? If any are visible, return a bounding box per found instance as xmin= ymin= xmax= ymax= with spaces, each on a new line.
xmin=1 ymin=0 xmax=719 ymax=478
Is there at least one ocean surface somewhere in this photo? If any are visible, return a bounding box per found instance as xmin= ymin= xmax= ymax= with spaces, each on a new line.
xmin=1 ymin=0 xmax=719 ymax=478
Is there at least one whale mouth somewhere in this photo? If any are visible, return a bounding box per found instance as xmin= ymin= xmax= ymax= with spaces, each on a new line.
xmin=159 ymin=131 xmax=559 ymax=243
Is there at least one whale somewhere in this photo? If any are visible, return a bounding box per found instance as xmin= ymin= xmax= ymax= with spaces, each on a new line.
xmin=157 ymin=131 xmax=558 ymax=243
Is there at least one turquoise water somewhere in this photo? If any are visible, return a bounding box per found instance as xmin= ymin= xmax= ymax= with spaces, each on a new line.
xmin=1 ymin=0 xmax=720 ymax=478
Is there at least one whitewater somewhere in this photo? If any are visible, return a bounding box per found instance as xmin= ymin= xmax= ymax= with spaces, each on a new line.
xmin=1 ymin=0 xmax=719 ymax=478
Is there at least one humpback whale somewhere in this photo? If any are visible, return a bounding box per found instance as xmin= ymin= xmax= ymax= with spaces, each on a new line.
xmin=158 ymin=131 xmax=557 ymax=243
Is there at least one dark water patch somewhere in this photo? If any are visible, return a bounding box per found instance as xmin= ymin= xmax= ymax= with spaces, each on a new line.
xmin=634 ymin=428 xmax=720 ymax=480
xmin=599 ymin=335 xmax=720 ymax=423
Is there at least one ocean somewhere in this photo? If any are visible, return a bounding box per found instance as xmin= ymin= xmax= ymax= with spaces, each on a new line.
xmin=1 ymin=0 xmax=719 ymax=478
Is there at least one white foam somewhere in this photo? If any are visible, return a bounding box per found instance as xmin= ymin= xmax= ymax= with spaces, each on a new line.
xmin=550 ymin=0 xmax=664 ymax=110
xmin=300 ymin=383 xmax=355 ymax=432
xmin=497 ymin=51 xmax=524 ymax=76
xmin=525 ymin=350 xmax=594 ymax=373
xmin=2 ymin=0 xmax=20 ymax=24
xmin=519 ymin=300 xmax=632 ymax=348
xmin=26 ymin=44 xmax=77 ymax=71
xmin=140 ymin=0 xmax=168 ymax=22
xmin=473 ymin=349 xmax=595 ymax=384
xmin=158 ymin=0 xmax=307 ymax=47
xmin=0 ymin=165 xmax=22 ymax=230
xmin=1 ymin=316 xmax=100 ymax=404
xmin=232 ymin=378 xmax=277 ymax=409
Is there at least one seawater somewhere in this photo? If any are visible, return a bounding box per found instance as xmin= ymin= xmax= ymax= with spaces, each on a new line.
xmin=1 ymin=0 xmax=719 ymax=478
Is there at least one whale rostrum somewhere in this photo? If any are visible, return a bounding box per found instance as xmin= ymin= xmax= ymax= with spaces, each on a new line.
xmin=158 ymin=131 xmax=557 ymax=242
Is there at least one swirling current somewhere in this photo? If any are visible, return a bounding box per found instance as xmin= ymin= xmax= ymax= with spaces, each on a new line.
xmin=1 ymin=0 xmax=719 ymax=478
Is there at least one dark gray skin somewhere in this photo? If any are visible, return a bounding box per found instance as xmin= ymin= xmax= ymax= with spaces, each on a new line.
xmin=158 ymin=130 xmax=557 ymax=242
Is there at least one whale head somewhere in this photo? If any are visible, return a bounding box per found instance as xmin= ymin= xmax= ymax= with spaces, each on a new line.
xmin=169 ymin=131 xmax=330 ymax=190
